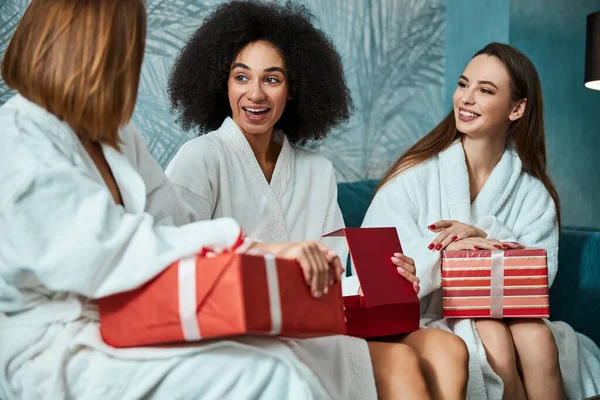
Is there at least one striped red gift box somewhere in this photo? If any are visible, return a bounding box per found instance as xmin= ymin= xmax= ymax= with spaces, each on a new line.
xmin=442 ymin=248 xmax=549 ymax=319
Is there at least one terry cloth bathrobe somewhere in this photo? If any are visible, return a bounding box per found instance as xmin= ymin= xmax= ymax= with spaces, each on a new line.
xmin=0 ymin=95 xmax=376 ymax=400
xmin=359 ymin=139 xmax=600 ymax=399
xmin=165 ymin=116 xmax=348 ymax=262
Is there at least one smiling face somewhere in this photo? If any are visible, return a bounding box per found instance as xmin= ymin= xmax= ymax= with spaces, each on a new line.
xmin=227 ymin=40 xmax=289 ymax=137
xmin=453 ymin=54 xmax=526 ymax=139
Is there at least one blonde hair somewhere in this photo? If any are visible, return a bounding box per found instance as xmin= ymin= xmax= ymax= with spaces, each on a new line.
xmin=1 ymin=0 xmax=147 ymax=149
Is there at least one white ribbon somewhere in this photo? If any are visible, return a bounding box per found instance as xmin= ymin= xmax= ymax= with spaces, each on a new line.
xmin=177 ymin=254 xmax=283 ymax=340
xmin=490 ymin=250 xmax=505 ymax=319
xmin=178 ymin=256 xmax=202 ymax=341
xmin=264 ymin=254 xmax=283 ymax=335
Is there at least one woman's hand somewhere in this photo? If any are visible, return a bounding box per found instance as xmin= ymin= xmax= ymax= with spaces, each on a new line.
xmin=446 ymin=238 xmax=524 ymax=251
xmin=427 ymin=220 xmax=488 ymax=251
xmin=391 ymin=253 xmax=420 ymax=295
xmin=249 ymin=241 xmax=343 ymax=298
xmin=357 ymin=253 xmax=419 ymax=295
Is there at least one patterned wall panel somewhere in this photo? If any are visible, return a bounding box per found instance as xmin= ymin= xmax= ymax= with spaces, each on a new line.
xmin=0 ymin=0 xmax=445 ymax=181
xmin=509 ymin=0 xmax=600 ymax=229
xmin=0 ymin=0 xmax=29 ymax=103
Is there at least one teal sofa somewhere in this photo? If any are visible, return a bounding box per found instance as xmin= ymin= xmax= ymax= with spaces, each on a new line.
xmin=337 ymin=180 xmax=600 ymax=346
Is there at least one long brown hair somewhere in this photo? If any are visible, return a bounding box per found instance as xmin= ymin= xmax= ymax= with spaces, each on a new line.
xmin=1 ymin=0 xmax=147 ymax=149
xmin=377 ymin=42 xmax=561 ymax=226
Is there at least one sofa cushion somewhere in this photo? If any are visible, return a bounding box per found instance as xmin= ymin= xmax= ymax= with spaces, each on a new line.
xmin=550 ymin=228 xmax=600 ymax=345
xmin=337 ymin=179 xmax=379 ymax=228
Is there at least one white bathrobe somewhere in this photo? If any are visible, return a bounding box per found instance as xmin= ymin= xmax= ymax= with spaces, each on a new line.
xmin=165 ymin=117 xmax=348 ymax=264
xmin=0 ymin=95 xmax=376 ymax=400
xmin=360 ymin=139 xmax=600 ymax=400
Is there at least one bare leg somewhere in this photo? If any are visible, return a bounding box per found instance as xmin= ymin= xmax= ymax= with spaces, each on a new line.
xmin=475 ymin=319 xmax=526 ymax=400
xmin=398 ymin=328 xmax=469 ymax=400
xmin=507 ymin=319 xmax=564 ymax=400
xmin=367 ymin=341 xmax=432 ymax=400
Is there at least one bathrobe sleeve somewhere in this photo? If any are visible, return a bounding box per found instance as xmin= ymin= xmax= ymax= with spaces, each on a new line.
xmin=0 ymin=129 xmax=242 ymax=299
xmin=361 ymin=177 xmax=443 ymax=300
xmin=126 ymin=125 xmax=190 ymax=226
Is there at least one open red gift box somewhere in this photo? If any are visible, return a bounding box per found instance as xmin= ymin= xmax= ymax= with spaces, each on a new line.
xmin=324 ymin=227 xmax=420 ymax=338
xmin=98 ymin=253 xmax=346 ymax=348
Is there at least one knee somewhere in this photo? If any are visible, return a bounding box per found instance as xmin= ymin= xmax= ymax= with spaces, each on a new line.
xmin=423 ymin=329 xmax=469 ymax=371
xmin=388 ymin=342 xmax=421 ymax=371
xmin=442 ymin=331 xmax=469 ymax=366
xmin=510 ymin=321 xmax=560 ymax=370
xmin=368 ymin=342 xmax=429 ymax=398
xmin=369 ymin=341 xmax=421 ymax=376
xmin=384 ymin=344 xmax=430 ymax=393
xmin=475 ymin=320 xmax=518 ymax=379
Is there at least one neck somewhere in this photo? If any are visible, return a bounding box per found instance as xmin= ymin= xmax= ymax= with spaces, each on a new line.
xmin=239 ymin=125 xmax=282 ymax=183
xmin=462 ymin=134 xmax=507 ymax=177
xmin=461 ymin=132 xmax=507 ymax=202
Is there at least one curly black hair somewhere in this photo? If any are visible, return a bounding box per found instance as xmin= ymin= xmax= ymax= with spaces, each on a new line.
xmin=168 ymin=0 xmax=352 ymax=144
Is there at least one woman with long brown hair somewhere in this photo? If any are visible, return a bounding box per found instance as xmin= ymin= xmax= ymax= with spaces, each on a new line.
xmin=0 ymin=1 xmax=433 ymax=399
xmin=361 ymin=42 xmax=600 ymax=399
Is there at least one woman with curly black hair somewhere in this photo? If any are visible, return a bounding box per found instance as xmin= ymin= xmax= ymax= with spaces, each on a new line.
xmin=165 ymin=2 xmax=469 ymax=399
xmin=166 ymin=1 xmax=350 ymax=267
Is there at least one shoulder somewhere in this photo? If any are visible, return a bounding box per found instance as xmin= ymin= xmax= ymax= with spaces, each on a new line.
xmin=167 ymin=130 xmax=224 ymax=173
xmin=515 ymin=170 xmax=555 ymax=211
xmin=0 ymin=95 xmax=78 ymax=168
xmin=291 ymin=146 xmax=339 ymax=188
xmin=293 ymin=146 xmax=335 ymax=172
xmin=378 ymin=156 xmax=437 ymax=195
xmin=0 ymin=96 xmax=79 ymax=207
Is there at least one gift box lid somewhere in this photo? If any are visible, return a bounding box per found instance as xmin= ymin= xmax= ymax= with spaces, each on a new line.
xmin=324 ymin=227 xmax=418 ymax=307
xmin=442 ymin=248 xmax=547 ymax=259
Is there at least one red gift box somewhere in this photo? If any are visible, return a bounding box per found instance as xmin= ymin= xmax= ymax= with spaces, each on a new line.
xmin=442 ymin=248 xmax=549 ymax=319
xmin=324 ymin=227 xmax=420 ymax=338
xmin=98 ymin=253 xmax=346 ymax=348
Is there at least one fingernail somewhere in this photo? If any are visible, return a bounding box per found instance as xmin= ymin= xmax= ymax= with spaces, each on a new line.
xmin=391 ymin=256 xmax=400 ymax=263
xmin=324 ymin=287 xmax=328 ymax=295
xmin=314 ymin=290 xmax=322 ymax=298
xmin=451 ymin=236 xmax=458 ymax=241
xmin=428 ymin=244 xmax=435 ymax=250
xmin=435 ymin=244 xmax=442 ymax=250
xmin=502 ymin=244 xmax=510 ymax=249
xmin=494 ymin=245 xmax=502 ymax=249
xmin=327 ymin=250 xmax=337 ymax=257
xmin=428 ymin=224 xmax=436 ymax=229
xmin=393 ymin=252 xmax=402 ymax=257
xmin=397 ymin=266 xmax=406 ymax=273
xmin=474 ymin=246 xmax=481 ymax=250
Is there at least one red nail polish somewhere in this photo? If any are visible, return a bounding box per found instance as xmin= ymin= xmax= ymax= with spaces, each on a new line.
xmin=435 ymin=244 xmax=442 ymax=250
xmin=428 ymin=224 xmax=436 ymax=229
xmin=474 ymin=246 xmax=481 ymax=250
xmin=428 ymin=244 xmax=434 ymax=250
xmin=451 ymin=236 xmax=458 ymax=241
xmin=494 ymin=245 xmax=502 ymax=249
xmin=502 ymin=244 xmax=510 ymax=249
